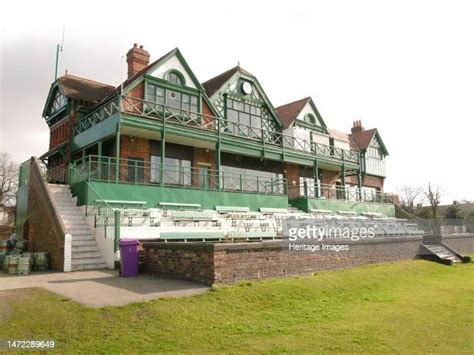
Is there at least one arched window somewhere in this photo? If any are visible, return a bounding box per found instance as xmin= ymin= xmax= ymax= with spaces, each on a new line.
xmin=165 ymin=70 xmax=185 ymax=86
xmin=304 ymin=113 xmax=316 ymax=125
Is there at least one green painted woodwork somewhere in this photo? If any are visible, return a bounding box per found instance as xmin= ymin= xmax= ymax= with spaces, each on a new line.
xmin=72 ymin=113 xmax=119 ymax=150
xmin=73 ymin=181 xmax=288 ymax=212
xmin=290 ymin=197 xmax=395 ymax=217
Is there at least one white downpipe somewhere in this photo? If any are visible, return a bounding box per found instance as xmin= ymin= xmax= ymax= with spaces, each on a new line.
xmin=63 ymin=234 xmax=72 ymax=272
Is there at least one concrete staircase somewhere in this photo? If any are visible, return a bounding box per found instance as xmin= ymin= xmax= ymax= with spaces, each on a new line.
xmin=423 ymin=244 xmax=462 ymax=264
xmin=49 ymin=184 xmax=107 ymax=271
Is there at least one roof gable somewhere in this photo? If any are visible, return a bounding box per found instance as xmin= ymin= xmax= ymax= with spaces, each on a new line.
xmin=276 ymin=97 xmax=328 ymax=131
xmin=121 ymin=48 xmax=219 ymax=116
xmin=202 ymin=66 xmax=282 ymax=127
xmin=42 ymin=74 xmax=115 ymax=119
xmin=350 ymin=128 xmax=389 ymax=155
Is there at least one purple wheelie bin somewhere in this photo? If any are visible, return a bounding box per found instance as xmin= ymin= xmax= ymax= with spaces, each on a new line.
xmin=119 ymin=239 xmax=139 ymax=277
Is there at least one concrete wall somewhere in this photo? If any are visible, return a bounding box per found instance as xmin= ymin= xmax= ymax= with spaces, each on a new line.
xmin=143 ymin=235 xmax=427 ymax=286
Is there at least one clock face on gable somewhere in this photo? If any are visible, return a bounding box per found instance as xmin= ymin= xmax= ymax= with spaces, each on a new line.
xmin=242 ymin=81 xmax=252 ymax=95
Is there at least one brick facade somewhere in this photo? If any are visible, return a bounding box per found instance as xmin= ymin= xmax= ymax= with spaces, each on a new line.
xmin=143 ymin=235 xmax=437 ymax=285
xmin=26 ymin=160 xmax=65 ymax=271
xmin=285 ymin=163 xmax=300 ymax=199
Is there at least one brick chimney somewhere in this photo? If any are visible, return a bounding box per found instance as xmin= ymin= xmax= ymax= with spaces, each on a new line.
xmin=126 ymin=43 xmax=150 ymax=79
xmin=351 ymin=120 xmax=365 ymax=134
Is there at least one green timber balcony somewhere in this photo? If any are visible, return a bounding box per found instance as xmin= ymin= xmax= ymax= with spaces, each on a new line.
xmin=69 ymin=155 xmax=289 ymax=211
xmin=290 ymin=182 xmax=396 ymax=217
xmin=72 ymin=95 xmax=360 ymax=168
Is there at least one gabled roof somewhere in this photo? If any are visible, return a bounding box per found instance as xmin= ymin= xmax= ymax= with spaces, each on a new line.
xmin=275 ymin=97 xmax=310 ymax=129
xmin=275 ymin=96 xmax=328 ymax=132
xmin=202 ymin=65 xmax=253 ymax=97
xmin=202 ymin=65 xmax=283 ymax=128
xmin=58 ymin=74 xmax=115 ymax=103
xmin=110 ymin=47 xmax=219 ymax=117
xmin=350 ymin=128 xmax=389 ymax=155
xmin=43 ymin=74 xmax=115 ymax=118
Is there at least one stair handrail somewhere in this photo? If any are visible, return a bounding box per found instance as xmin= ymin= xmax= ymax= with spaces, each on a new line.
xmin=32 ymin=157 xmax=67 ymax=236
xmin=69 ymin=163 xmax=121 ymax=252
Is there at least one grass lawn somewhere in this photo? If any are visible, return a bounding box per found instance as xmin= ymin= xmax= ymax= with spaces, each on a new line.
xmin=1 ymin=258 xmax=473 ymax=353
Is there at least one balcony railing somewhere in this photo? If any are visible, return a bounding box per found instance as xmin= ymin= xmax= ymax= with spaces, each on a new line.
xmin=295 ymin=181 xmax=394 ymax=204
xmin=72 ymin=155 xmax=287 ymax=196
xmin=73 ymin=95 xmax=360 ymax=164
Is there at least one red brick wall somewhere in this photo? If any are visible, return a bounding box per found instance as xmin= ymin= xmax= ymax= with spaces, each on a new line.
xmin=320 ymin=169 xmax=340 ymax=185
xmin=120 ymin=135 xmax=150 ymax=161
xmin=346 ymin=175 xmax=385 ymax=191
xmin=285 ymin=163 xmax=300 ymax=200
xmin=26 ymin=160 xmax=65 ymax=271
xmin=123 ymin=83 xmax=145 ymax=114
xmin=143 ymin=236 xmax=426 ymax=285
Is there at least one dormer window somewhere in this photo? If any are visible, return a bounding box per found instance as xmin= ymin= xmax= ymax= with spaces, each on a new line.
xmin=304 ymin=113 xmax=316 ymax=125
xmin=165 ymin=70 xmax=185 ymax=86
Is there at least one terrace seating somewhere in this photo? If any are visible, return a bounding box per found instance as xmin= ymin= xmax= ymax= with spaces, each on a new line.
xmin=259 ymin=207 xmax=288 ymax=214
xmin=95 ymin=199 xmax=147 ymax=208
xmin=361 ymin=212 xmax=384 ymax=218
xmin=215 ymin=206 xmax=250 ymax=213
xmin=310 ymin=209 xmax=333 ymax=214
xmin=159 ymin=202 xmax=201 ymax=210
xmin=227 ymin=230 xmax=277 ymax=241
xmin=160 ymin=231 xmax=225 ymax=242
xmin=337 ymin=210 xmax=357 ymax=216
xmin=172 ymin=211 xmax=218 ymax=226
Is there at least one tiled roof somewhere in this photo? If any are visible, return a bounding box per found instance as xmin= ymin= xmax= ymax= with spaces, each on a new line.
xmin=58 ymin=74 xmax=115 ymax=103
xmin=202 ymin=65 xmax=254 ymax=97
xmin=275 ymin=97 xmax=310 ymax=129
xmin=350 ymin=128 xmax=377 ymax=151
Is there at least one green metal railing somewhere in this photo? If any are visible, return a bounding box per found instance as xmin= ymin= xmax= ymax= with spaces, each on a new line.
xmin=69 ymin=162 xmax=121 ymax=252
xmin=73 ymin=95 xmax=360 ymax=164
xmin=73 ymin=155 xmax=288 ymax=196
xmin=298 ymin=181 xmax=394 ymax=204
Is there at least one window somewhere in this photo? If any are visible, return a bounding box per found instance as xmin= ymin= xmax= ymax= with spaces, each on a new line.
xmin=165 ymin=70 xmax=185 ymax=86
xmin=127 ymin=157 xmax=145 ymax=183
xmin=151 ymin=155 xmax=191 ymax=185
xmin=304 ymin=113 xmax=316 ymax=125
xmin=145 ymin=83 xmax=198 ymax=112
xmin=226 ymin=98 xmax=263 ymax=137
xmin=221 ymin=166 xmax=283 ymax=194
xmin=299 ymin=177 xmax=315 ymax=197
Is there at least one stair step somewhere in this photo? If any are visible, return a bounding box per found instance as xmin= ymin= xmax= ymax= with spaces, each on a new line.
xmin=72 ymin=245 xmax=100 ymax=252
xmin=72 ymin=240 xmax=97 ymax=247
xmin=71 ymin=263 xmax=108 ymax=271
xmin=72 ymin=257 xmax=106 ymax=265
xmin=72 ymin=251 xmax=103 ymax=259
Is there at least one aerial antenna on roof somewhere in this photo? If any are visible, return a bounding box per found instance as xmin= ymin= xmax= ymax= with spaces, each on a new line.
xmin=54 ymin=27 xmax=65 ymax=81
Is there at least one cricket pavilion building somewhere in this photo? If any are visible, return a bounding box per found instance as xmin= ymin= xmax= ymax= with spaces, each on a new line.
xmin=15 ymin=43 xmax=405 ymax=276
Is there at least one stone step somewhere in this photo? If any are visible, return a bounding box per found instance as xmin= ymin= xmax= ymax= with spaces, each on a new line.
xmin=70 ymin=234 xmax=94 ymax=240
xmin=72 ymin=245 xmax=101 ymax=253
xmin=72 ymin=240 xmax=97 ymax=247
xmin=72 ymin=257 xmax=106 ymax=265
xmin=71 ymin=263 xmax=108 ymax=271
xmin=72 ymin=251 xmax=103 ymax=259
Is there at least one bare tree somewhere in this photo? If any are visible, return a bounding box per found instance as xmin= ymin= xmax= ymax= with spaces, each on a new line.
xmin=397 ymin=185 xmax=424 ymax=213
xmin=0 ymin=153 xmax=19 ymax=207
xmin=425 ymin=182 xmax=442 ymax=220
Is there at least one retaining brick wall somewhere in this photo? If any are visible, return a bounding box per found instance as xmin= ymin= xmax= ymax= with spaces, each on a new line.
xmin=26 ymin=159 xmax=65 ymax=271
xmin=443 ymin=234 xmax=474 ymax=254
xmin=143 ymin=235 xmax=428 ymax=285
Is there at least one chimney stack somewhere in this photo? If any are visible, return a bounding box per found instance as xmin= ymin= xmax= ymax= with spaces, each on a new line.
xmin=126 ymin=43 xmax=150 ymax=79
xmin=351 ymin=120 xmax=365 ymax=134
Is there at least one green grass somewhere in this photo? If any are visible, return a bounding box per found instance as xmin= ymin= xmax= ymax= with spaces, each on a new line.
xmin=1 ymin=258 xmax=473 ymax=353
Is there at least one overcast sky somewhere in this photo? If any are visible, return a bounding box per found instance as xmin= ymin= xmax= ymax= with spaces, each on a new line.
xmin=1 ymin=0 xmax=473 ymax=203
